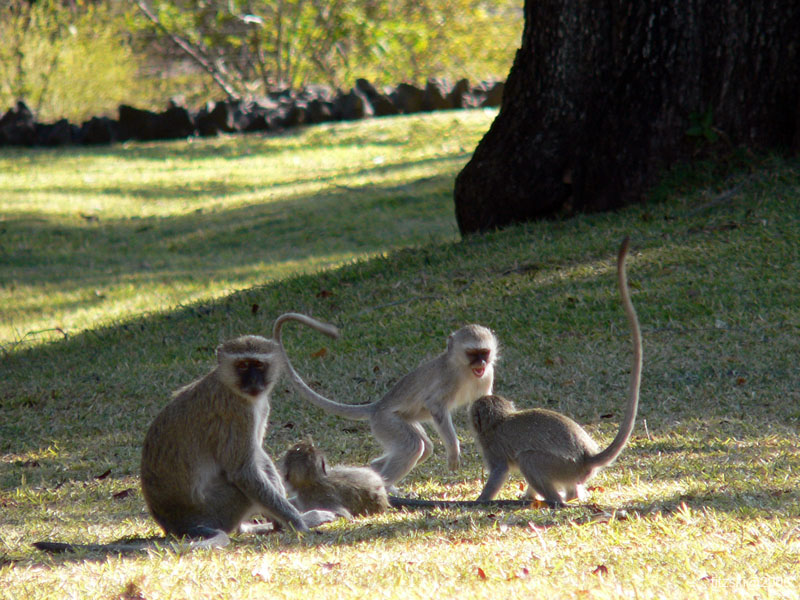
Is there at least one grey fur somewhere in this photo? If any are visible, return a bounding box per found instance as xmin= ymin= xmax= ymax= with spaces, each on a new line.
xmin=280 ymin=440 xmax=389 ymax=519
xmin=280 ymin=324 xmax=499 ymax=486
xmin=470 ymin=238 xmax=642 ymax=507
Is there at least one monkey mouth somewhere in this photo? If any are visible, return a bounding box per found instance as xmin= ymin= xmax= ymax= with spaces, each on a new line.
xmin=472 ymin=366 xmax=486 ymax=378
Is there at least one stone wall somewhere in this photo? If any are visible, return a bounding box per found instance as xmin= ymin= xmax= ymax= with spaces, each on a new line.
xmin=0 ymin=79 xmax=503 ymax=148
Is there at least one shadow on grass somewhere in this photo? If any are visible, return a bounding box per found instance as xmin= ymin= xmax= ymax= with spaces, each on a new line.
xmin=26 ymin=481 xmax=800 ymax=566
xmin=1 ymin=167 xmax=460 ymax=296
xmin=0 ymin=123 xmax=418 ymax=164
xmin=2 ymin=152 xmax=469 ymax=203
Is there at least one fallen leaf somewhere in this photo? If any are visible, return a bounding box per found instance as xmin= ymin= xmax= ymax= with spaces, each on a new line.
xmin=116 ymin=580 xmax=146 ymax=600
xmin=316 ymin=289 xmax=333 ymax=298
xmin=95 ymin=469 xmax=112 ymax=480
xmin=508 ymin=567 xmax=530 ymax=580
xmin=319 ymin=562 xmax=340 ymax=573
xmin=736 ymin=377 xmax=746 ymax=385
xmin=476 ymin=567 xmax=487 ymax=580
xmin=311 ymin=347 xmax=328 ymax=358
xmin=592 ymin=565 xmax=609 ymax=576
xmin=251 ymin=303 xmax=260 ymax=314
xmin=113 ymin=488 xmax=134 ymax=500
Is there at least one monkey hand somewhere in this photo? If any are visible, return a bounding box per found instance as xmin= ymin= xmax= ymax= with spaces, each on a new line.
xmin=300 ymin=509 xmax=337 ymax=529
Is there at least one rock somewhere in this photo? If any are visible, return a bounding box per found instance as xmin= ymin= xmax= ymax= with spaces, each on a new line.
xmin=335 ymin=88 xmax=374 ymax=121
xmin=80 ymin=116 xmax=121 ymax=145
xmin=0 ymin=101 xmax=36 ymax=146
xmin=355 ymin=78 xmax=400 ymax=117
xmin=390 ymin=83 xmax=426 ymax=114
xmin=36 ymin=119 xmax=77 ymax=146
xmin=423 ymin=79 xmax=452 ymax=110
xmin=446 ymin=78 xmax=471 ymax=109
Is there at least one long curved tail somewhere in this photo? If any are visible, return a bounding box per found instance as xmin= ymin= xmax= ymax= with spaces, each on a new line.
xmin=587 ymin=237 xmax=643 ymax=468
xmin=273 ymin=313 xmax=372 ymax=420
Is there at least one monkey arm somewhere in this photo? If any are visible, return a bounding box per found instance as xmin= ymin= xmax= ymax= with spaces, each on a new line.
xmin=475 ymin=461 xmax=510 ymax=502
xmin=231 ymin=462 xmax=308 ymax=531
xmin=258 ymin=452 xmax=288 ymax=497
xmin=427 ymin=403 xmax=461 ymax=470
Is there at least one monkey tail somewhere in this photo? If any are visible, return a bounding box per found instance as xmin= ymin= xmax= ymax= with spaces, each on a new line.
xmin=388 ymin=496 xmax=536 ymax=510
xmin=272 ymin=312 xmax=340 ymax=341
xmin=587 ymin=237 xmax=643 ymax=468
xmin=273 ymin=313 xmax=373 ymax=420
xmin=32 ymin=530 xmax=229 ymax=555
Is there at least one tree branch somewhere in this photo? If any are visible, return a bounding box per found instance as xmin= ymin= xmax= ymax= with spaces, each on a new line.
xmin=133 ymin=0 xmax=240 ymax=100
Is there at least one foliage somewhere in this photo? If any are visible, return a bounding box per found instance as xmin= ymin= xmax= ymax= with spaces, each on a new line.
xmin=1 ymin=113 xmax=798 ymax=598
xmin=132 ymin=0 xmax=520 ymax=96
xmin=0 ymin=0 xmax=144 ymax=122
xmin=687 ymin=105 xmax=720 ymax=143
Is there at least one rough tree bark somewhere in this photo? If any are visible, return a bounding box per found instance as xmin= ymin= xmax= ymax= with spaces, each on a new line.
xmin=454 ymin=1 xmax=800 ymax=235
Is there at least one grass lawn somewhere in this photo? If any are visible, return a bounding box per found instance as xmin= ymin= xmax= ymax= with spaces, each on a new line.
xmin=1 ymin=109 xmax=799 ymax=599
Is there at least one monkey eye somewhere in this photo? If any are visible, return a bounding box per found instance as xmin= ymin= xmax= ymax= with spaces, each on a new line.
xmin=236 ymin=360 xmax=266 ymax=372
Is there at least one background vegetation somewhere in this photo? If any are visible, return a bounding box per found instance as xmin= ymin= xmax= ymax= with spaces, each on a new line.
xmin=0 ymin=0 xmax=520 ymax=122
xmin=1 ymin=110 xmax=798 ymax=598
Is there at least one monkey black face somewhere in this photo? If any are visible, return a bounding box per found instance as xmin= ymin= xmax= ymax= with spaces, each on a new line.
xmin=235 ymin=359 xmax=269 ymax=396
xmin=466 ymin=349 xmax=491 ymax=377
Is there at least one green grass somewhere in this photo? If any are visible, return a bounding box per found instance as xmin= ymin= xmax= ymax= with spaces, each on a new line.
xmin=1 ymin=111 xmax=799 ymax=599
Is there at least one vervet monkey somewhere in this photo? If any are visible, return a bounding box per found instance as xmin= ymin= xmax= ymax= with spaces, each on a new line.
xmin=34 ymin=313 xmax=340 ymax=555
xmin=280 ymin=440 xmax=389 ymax=518
xmin=470 ymin=237 xmax=642 ymax=507
xmin=279 ymin=324 xmax=498 ymax=487
xmin=141 ymin=314 xmax=341 ymax=543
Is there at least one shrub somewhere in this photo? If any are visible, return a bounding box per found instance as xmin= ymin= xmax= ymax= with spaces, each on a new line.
xmin=0 ymin=1 xmax=143 ymax=122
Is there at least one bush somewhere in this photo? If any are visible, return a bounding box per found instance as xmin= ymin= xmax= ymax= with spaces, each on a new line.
xmin=0 ymin=1 xmax=143 ymax=122
xmin=131 ymin=0 xmax=521 ymax=98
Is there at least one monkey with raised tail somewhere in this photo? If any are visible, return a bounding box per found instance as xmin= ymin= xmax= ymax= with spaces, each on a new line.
xmin=280 ymin=440 xmax=390 ymax=519
xmin=470 ymin=237 xmax=642 ymax=507
xmin=277 ymin=324 xmax=499 ymax=488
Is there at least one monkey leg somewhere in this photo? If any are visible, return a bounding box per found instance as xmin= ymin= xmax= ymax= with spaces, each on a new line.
xmin=475 ymin=462 xmax=509 ymax=502
xmin=412 ymin=422 xmax=434 ymax=464
xmin=370 ymin=413 xmax=429 ymax=486
xmin=516 ymin=453 xmax=567 ymax=508
xmin=562 ymin=484 xmax=587 ymax=502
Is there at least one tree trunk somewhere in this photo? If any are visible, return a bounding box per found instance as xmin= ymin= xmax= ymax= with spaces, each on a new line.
xmin=454 ymin=1 xmax=800 ymax=235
